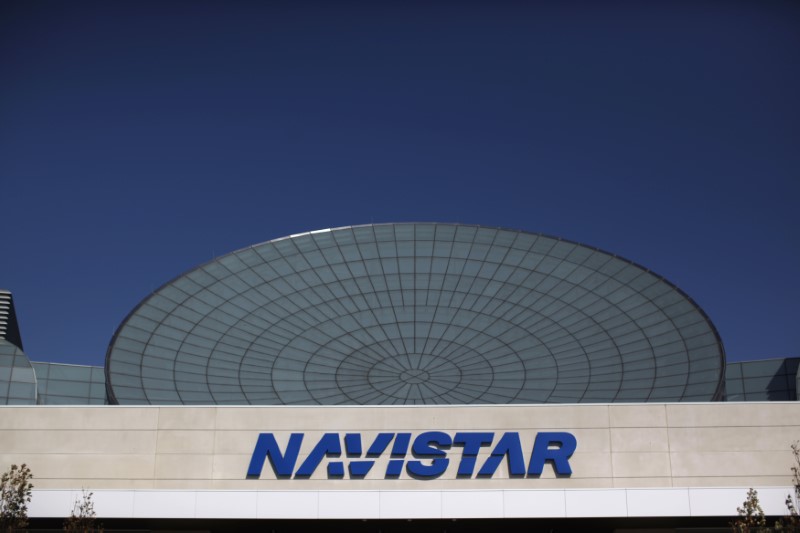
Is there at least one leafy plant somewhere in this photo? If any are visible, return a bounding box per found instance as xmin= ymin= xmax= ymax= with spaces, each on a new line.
xmin=64 ymin=489 xmax=103 ymax=533
xmin=0 ymin=464 xmax=33 ymax=532
xmin=732 ymin=442 xmax=800 ymax=532
xmin=733 ymin=488 xmax=768 ymax=533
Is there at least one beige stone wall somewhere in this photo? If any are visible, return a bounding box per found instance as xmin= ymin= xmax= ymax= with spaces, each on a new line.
xmin=0 ymin=403 xmax=797 ymax=490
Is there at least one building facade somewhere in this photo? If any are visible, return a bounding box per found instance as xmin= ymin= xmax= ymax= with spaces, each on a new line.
xmin=1 ymin=224 xmax=798 ymax=531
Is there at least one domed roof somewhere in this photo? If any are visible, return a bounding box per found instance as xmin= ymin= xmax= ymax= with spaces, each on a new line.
xmin=106 ymin=223 xmax=725 ymax=405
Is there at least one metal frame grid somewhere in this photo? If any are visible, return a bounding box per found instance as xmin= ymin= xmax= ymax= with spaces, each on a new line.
xmin=0 ymin=339 xmax=37 ymax=404
xmin=105 ymin=223 xmax=725 ymax=405
xmin=31 ymin=362 xmax=107 ymax=405
xmin=725 ymin=358 xmax=799 ymax=401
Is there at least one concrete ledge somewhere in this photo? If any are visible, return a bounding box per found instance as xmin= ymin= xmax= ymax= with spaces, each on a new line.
xmin=29 ymin=487 xmax=797 ymax=519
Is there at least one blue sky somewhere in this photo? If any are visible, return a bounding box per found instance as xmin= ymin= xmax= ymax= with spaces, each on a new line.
xmin=1 ymin=1 xmax=798 ymax=366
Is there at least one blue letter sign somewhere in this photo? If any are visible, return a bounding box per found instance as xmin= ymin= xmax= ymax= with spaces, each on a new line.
xmin=247 ymin=431 xmax=577 ymax=479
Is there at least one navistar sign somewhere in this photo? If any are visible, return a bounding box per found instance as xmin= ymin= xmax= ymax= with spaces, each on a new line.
xmin=247 ymin=431 xmax=577 ymax=479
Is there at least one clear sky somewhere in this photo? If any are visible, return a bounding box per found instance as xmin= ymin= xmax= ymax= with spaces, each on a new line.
xmin=1 ymin=1 xmax=798 ymax=366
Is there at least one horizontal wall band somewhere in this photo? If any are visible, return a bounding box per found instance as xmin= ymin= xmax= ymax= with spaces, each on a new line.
xmin=30 ymin=487 xmax=795 ymax=520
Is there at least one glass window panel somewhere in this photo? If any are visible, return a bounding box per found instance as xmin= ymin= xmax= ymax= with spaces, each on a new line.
xmin=740 ymin=359 xmax=785 ymax=378
xmin=331 ymin=228 xmax=356 ymax=246
xmin=159 ymin=285 xmax=189 ymax=309
xmin=10 ymin=367 xmax=35 ymax=383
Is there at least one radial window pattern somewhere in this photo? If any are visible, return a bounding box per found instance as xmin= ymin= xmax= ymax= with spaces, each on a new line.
xmin=105 ymin=224 xmax=725 ymax=405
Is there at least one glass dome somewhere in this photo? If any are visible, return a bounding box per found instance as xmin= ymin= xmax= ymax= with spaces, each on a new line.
xmin=106 ymin=224 xmax=725 ymax=405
